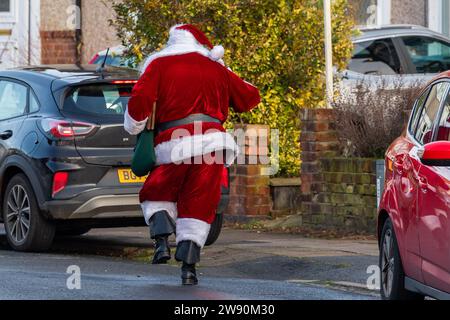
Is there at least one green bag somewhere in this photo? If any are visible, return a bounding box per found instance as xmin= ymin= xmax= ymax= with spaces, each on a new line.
xmin=131 ymin=103 xmax=157 ymax=177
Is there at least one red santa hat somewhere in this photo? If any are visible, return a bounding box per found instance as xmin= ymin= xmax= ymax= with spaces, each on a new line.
xmin=140 ymin=24 xmax=226 ymax=72
xmin=169 ymin=24 xmax=225 ymax=61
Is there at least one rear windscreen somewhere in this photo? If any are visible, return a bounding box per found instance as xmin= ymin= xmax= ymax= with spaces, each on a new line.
xmin=62 ymin=84 xmax=133 ymax=116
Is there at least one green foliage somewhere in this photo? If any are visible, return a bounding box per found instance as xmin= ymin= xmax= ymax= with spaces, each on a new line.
xmin=112 ymin=0 xmax=354 ymax=176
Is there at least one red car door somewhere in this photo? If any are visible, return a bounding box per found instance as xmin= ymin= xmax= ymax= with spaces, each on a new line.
xmin=388 ymin=84 xmax=444 ymax=282
xmin=417 ymin=99 xmax=450 ymax=293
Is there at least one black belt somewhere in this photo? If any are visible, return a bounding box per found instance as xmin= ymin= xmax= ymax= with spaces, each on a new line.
xmin=156 ymin=114 xmax=221 ymax=134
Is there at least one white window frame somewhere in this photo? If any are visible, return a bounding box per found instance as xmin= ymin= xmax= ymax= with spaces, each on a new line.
xmin=0 ymin=0 xmax=17 ymax=24
xmin=428 ymin=0 xmax=443 ymax=34
xmin=377 ymin=0 xmax=391 ymax=26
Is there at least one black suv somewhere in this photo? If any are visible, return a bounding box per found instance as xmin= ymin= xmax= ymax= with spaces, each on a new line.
xmin=0 ymin=65 xmax=228 ymax=252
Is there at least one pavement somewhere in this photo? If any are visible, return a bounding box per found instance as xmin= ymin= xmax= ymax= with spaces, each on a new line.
xmin=0 ymin=224 xmax=380 ymax=300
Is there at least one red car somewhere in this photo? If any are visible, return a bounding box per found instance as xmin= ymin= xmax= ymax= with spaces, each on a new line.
xmin=379 ymin=72 xmax=450 ymax=300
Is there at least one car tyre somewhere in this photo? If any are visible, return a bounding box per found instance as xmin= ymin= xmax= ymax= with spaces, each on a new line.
xmin=380 ymin=218 xmax=424 ymax=300
xmin=2 ymin=174 xmax=55 ymax=252
xmin=205 ymin=213 xmax=223 ymax=246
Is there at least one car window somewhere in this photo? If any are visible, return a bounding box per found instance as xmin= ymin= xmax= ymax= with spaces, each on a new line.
xmin=403 ymin=36 xmax=450 ymax=73
xmin=435 ymin=95 xmax=450 ymax=142
xmin=93 ymin=55 xmax=129 ymax=67
xmin=414 ymin=82 xmax=448 ymax=144
xmin=0 ymin=80 xmax=28 ymax=120
xmin=409 ymin=88 xmax=429 ymax=135
xmin=349 ymin=38 xmax=401 ymax=75
xmin=29 ymin=93 xmax=39 ymax=113
xmin=62 ymin=84 xmax=133 ymax=116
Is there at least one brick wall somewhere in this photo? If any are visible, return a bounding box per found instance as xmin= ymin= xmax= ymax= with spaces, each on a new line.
xmin=40 ymin=31 xmax=77 ymax=64
xmin=299 ymin=109 xmax=378 ymax=233
xmin=225 ymin=124 xmax=272 ymax=220
xmin=299 ymin=109 xmax=339 ymax=197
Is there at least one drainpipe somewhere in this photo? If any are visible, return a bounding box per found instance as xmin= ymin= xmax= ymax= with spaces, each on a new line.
xmin=75 ymin=0 xmax=82 ymax=65
xmin=28 ymin=0 xmax=31 ymax=65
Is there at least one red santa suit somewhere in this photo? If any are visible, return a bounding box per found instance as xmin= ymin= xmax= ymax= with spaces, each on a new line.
xmin=124 ymin=24 xmax=260 ymax=249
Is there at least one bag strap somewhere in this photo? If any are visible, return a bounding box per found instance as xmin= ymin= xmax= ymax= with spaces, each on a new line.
xmin=146 ymin=102 xmax=157 ymax=130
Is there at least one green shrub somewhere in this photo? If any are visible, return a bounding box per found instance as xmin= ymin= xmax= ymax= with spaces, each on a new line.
xmin=112 ymin=0 xmax=354 ymax=176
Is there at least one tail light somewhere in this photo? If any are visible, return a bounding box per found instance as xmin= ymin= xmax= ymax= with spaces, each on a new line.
xmin=52 ymin=172 xmax=69 ymax=197
xmin=111 ymin=80 xmax=138 ymax=85
xmin=40 ymin=119 xmax=95 ymax=139
xmin=221 ymin=167 xmax=229 ymax=189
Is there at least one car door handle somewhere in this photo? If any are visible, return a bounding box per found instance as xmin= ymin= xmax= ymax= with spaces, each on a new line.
xmin=0 ymin=130 xmax=12 ymax=140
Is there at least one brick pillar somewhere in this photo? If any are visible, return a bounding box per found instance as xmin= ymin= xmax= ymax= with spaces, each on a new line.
xmin=225 ymin=124 xmax=271 ymax=219
xmin=41 ymin=31 xmax=77 ymax=64
xmin=299 ymin=109 xmax=339 ymax=201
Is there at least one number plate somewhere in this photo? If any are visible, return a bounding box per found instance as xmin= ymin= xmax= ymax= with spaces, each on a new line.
xmin=117 ymin=169 xmax=148 ymax=184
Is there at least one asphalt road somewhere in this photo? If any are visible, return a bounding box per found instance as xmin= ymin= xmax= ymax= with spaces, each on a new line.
xmin=0 ymin=224 xmax=378 ymax=300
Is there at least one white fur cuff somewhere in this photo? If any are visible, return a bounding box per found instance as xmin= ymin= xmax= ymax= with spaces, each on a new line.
xmin=141 ymin=201 xmax=178 ymax=225
xmin=176 ymin=218 xmax=211 ymax=248
xmin=124 ymin=109 xmax=148 ymax=135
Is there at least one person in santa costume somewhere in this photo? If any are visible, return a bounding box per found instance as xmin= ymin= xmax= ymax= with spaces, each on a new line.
xmin=124 ymin=24 xmax=260 ymax=285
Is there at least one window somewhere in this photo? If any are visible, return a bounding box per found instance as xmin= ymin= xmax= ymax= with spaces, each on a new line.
xmin=403 ymin=36 xmax=450 ymax=74
xmin=349 ymin=39 xmax=401 ymax=75
xmin=350 ymin=0 xmax=391 ymax=26
xmin=352 ymin=0 xmax=378 ymax=26
xmin=0 ymin=0 xmax=10 ymax=12
xmin=435 ymin=96 xmax=450 ymax=142
xmin=62 ymin=84 xmax=133 ymax=116
xmin=30 ymin=93 xmax=39 ymax=113
xmin=409 ymin=89 xmax=430 ymax=135
xmin=414 ymin=82 xmax=448 ymax=145
xmin=0 ymin=81 xmax=27 ymax=120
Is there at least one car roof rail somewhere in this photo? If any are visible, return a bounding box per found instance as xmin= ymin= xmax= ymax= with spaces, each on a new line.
xmin=356 ymin=24 xmax=428 ymax=32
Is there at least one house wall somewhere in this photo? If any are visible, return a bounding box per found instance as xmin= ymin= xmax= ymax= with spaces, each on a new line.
xmin=40 ymin=0 xmax=77 ymax=64
xmin=40 ymin=0 xmax=121 ymax=65
xmin=390 ymin=0 xmax=427 ymax=26
xmin=81 ymin=0 xmax=121 ymax=64
xmin=0 ymin=0 xmax=41 ymax=69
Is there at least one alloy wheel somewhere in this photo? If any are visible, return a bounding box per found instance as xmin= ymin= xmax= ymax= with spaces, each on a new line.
xmin=381 ymin=229 xmax=395 ymax=297
xmin=6 ymin=185 xmax=31 ymax=244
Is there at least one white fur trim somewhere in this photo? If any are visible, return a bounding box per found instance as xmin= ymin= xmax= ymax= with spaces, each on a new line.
xmin=140 ymin=24 xmax=224 ymax=72
xmin=124 ymin=108 xmax=148 ymax=135
xmin=210 ymin=45 xmax=224 ymax=61
xmin=141 ymin=201 xmax=178 ymax=225
xmin=155 ymin=131 xmax=239 ymax=166
xmin=176 ymin=218 xmax=211 ymax=248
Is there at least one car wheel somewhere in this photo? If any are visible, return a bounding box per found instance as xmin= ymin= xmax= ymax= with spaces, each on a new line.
xmin=205 ymin=213 xmax=223 ymax=246
xmin=56 ymin=227 xmax=92 ymax=237
xmin=2 ymin=174 xmax=55 ymax=252
xmin=380 ymin=218 xmax=424 ymax=300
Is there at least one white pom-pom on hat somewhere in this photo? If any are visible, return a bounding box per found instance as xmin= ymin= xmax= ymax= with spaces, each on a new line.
xmin=209 ymin=45 xmax=224 ymax=61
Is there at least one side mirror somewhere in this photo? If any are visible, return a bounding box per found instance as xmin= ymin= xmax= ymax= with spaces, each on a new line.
xmin=418 ymin=141 xmax=450 ymax=167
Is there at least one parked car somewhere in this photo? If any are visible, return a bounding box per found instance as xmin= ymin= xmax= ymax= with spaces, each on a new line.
xmin=338 ymin=25 xmax=450 ymax=97
xmin=89 ymin=46 xmax=133 ymax=68
xmin=378 ymin=71 xmax=450 ymax=300
xmin=0 ymin=65 xmax=228 ymax=252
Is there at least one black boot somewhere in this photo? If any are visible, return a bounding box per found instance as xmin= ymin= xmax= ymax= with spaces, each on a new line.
xmin=181 ymin=263 xmax=198 ymax=286
xmin=175 ymin=240 xmax=201 ymax=285
xmin=152 ymin=236 xmax=171 ymax=264
xmin=149 ymin=211 xmax=176 ymax=265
